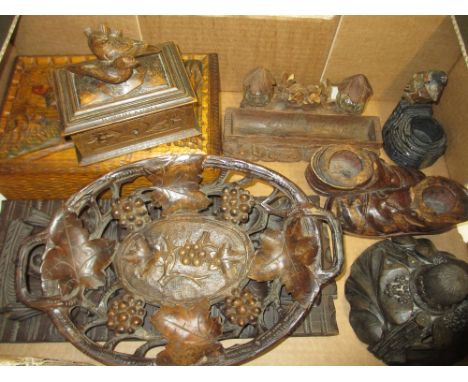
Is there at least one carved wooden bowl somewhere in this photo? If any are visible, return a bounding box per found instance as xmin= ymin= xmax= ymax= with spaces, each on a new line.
xmin=17 ymin=154 xmax=343 ymax=365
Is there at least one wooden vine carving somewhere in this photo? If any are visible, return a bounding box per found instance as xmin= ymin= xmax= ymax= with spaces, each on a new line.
xmin=41 ymin=212 xmax=115 ymax=298
xmin=17 ymin=155 xmax=343 ymax=365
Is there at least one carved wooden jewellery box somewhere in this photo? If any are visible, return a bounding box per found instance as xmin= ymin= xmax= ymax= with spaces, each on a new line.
xmin=53 ymin=26 xmax=198 ymax=165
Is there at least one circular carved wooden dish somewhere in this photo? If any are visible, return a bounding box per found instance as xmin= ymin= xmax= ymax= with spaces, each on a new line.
xmin=311 ymin=145 xmax=374 ymax=190
xmin=17 ymin=154 xmax=344 ymax=365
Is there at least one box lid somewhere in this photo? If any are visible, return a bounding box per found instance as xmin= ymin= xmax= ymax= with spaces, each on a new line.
xmin=53 ymin=40 xmax=197 ymax=135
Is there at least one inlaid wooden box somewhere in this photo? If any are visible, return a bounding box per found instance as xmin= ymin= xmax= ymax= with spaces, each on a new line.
xmin=0 ymin=53 xmax=220 ymax=199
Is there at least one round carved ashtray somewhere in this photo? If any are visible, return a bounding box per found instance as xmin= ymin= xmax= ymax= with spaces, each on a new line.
xmin=17 ymin=154 xmax=343 ymax=365
xmin=310 ymin=145 xmax=375 ymax=191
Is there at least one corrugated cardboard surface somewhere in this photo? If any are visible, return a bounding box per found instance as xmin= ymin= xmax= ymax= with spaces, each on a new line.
xmin=434 ymin=56 xmax=468 ymax=185
xmin=322 ymin=16 xmax=461 ymax=104
xmin=14 ymin=15 xmax=340 ymax=93
xmin=14 ymin=15 xmax=142 ymax=55
xmin=12 ymin=16 xmax=462 ymax=99
xmin=138 ymin=15 xmax=339 ymax=92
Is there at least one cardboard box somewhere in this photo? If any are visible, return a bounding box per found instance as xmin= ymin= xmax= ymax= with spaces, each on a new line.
xmin=0 ymin=15 xmax=466 ymax=366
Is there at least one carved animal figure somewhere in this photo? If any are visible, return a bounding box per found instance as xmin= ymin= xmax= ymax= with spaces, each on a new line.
xmin=67 ymin=55 xmax=139 ymax=84
xmin=403 ymin=70 xmax=448 ymax=104
xmin=241 ymin=67 xmax=276 ymax=107
xmin=84 ymin=24 xmax=148 ymax=61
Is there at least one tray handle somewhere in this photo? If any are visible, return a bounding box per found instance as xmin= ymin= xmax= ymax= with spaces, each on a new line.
xmin=16 ymin=231 xmax=68 ymax=310
xmin=287 ymin=204 xmax=344 ymax=282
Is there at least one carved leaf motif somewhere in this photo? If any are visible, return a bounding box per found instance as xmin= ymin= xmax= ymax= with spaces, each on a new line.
xmin=281 ymin=260 xmax=317 ymax=308
xmin=41 ymin=211 xmax=115 ymax=297
xmin=345 ymin=247 xmax=387 ymax=346
xmin=248 ymin=219 xmax=319 ymax=306
xmin=123 ymin=234 xmax=152 ymax=265
xmin=145 ymin=156 xmax=212 ymax=216
xmin=123 ymin=234 xmax=163 ymax=278
xmin=151 ymin=299 xmax=223 ymax=365
xmin=248 ymin=229 xmax=286 ymax=281
xmin=285 ymin=218 xmax=319 ymax=266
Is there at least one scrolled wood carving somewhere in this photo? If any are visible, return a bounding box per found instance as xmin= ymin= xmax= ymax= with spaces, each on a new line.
xmin=16 ymin=154 xmax=344 ymax=365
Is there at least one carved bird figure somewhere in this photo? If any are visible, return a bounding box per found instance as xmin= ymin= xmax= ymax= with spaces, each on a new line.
xmin=84 ymin=24 xmax=148 ymax=61
xmin=67 ymin=55 xmax=139 ymax=84
xmin=403 ymin=70 xmax=448 ymax=104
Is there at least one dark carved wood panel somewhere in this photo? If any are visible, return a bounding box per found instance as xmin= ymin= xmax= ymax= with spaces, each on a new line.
xmin=0 ymin=197 xmax=338 ymax=343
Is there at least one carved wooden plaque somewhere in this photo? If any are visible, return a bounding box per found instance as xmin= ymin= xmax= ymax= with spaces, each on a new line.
xmin=0 ymin=198 xmax=338 ymax=343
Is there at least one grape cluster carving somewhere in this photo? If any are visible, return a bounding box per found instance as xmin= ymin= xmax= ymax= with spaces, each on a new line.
xmin=107 ymin=294 xmax=146 ymax=334
xmin=224 ymin=288 xmax=261 ymax=327
xmin=178 ymin=241 xmax=212 ymax=267
xmin=111 ymin=196 xmax=150 ymax=231
xmin=219 ymin=186 xmax=255 ymax=225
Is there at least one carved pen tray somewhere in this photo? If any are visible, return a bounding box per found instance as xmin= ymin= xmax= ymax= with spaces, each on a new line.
xmin=16 ymin=154 xmax=343 ymax=365
xmin=223 ymin=107 xmax=382 ymax=162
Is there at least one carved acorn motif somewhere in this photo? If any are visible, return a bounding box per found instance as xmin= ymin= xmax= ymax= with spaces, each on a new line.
xmin=107 ymin=294 xmax=146 ymax=335
xmin=224 ymin=288 xmax=261 ymax=327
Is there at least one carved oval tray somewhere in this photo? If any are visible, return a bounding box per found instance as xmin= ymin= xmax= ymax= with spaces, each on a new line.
xmin=114 ymin=215 xmax=255 ymax=306
xmin=17 ymin=154 xmax=343 ymax=365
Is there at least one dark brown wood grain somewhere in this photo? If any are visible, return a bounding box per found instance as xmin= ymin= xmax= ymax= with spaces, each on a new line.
xmin=151 ymin=300 xmax=223 ymax=365
xmin=346 ymin=236 xmax=468 ymax=365
xmin=223 ymin=108 xmax=382 ymax=162
xmin=41 ymin=211 xmax=115 ymax=297
xmin=327 ymin=176 xmax=468 ymax=237
xmin=305 ymin=144 xmax=425 ymax=196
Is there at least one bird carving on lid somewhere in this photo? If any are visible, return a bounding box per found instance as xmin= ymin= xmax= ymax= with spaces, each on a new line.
xmin=67 ymin=24 xmax=160 ymax=85
xmin=84 ymin=24 xmax=148 ymax=61
xmin=68 ymin=55 xmax=139 ymax=84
